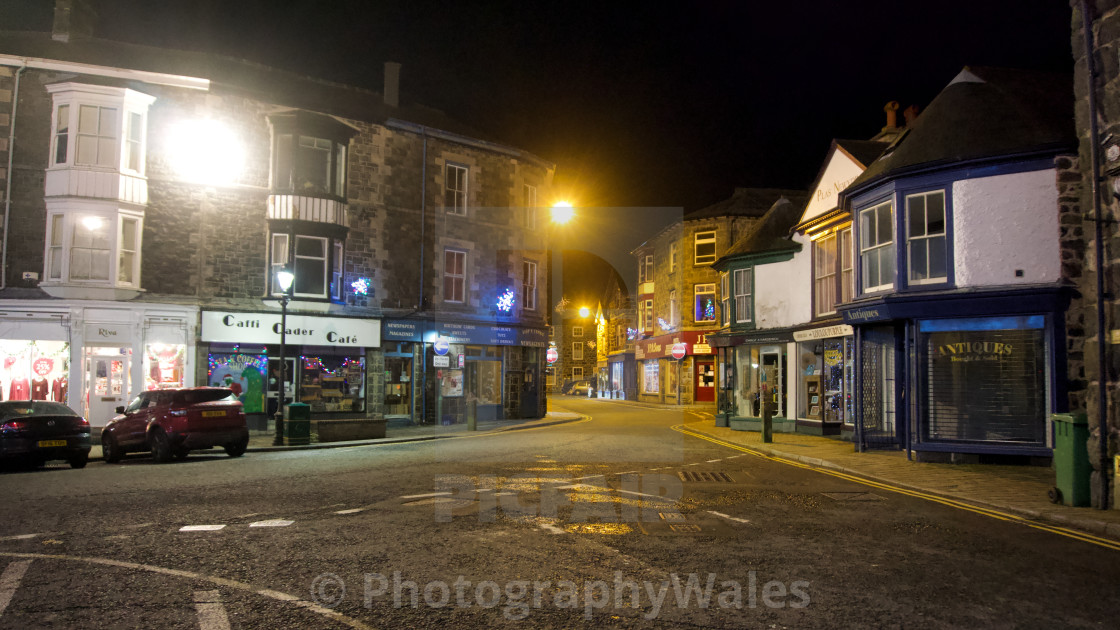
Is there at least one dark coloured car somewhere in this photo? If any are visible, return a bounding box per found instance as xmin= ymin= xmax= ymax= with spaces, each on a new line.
xmin=0 ymin=401 xmax=92 ymax=469
xmin=102 ymin=387 xmax=249 ymax=463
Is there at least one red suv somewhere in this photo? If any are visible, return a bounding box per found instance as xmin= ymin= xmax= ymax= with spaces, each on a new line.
xmin=102 ymin=387 xmax=249 ymax=463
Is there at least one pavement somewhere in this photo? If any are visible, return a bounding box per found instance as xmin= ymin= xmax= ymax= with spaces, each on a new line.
xmin=678 ymin=408 xmax=1120 ymax=542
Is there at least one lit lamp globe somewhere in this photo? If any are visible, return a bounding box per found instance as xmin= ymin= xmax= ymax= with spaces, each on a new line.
xmin=551 ymin=201 xmax=574 ymax=224
xmin=578 ymin=306 xmax=591 ymax=318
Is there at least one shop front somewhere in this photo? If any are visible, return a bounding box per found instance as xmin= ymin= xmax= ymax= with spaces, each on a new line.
xmin=0 ymin=300 xmax=197 ymax=426
xmin=200 ymin=310 xmax=379 ymax=429
xmin=713 ymin=331 xmax=795 ymax=432
xmin=792 ymin=324 xmax=855 ymax=437
xmin=634 ymin=331 xmax=715 ymax=405
xmin=606 ymin=351 xmax=635 ymax=399
xmin=382 ymin=318 xmax=547 ymax=424
xmin=841 ymin=289 xmax=1065 ymax=458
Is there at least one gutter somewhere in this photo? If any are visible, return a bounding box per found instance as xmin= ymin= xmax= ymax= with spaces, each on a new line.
xmin=0 ymin=55 xmax=208 ymax=90
xmin=2 ymin=64 xmax=26 ymax=291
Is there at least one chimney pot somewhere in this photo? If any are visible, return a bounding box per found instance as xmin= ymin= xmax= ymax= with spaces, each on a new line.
xmin=883 ymin=101 xmax=900 ymax=129
xmin=52 ymin=0 xmax=98 ymax=42
xmin=384 ymin=62 xmax=401 ymax=108
xmin=903 ymin=104 xmax=920 ymax=126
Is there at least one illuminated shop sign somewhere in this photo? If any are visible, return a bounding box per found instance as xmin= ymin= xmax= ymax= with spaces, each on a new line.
xmin=201 ymin=312 xmax=379 ymax=347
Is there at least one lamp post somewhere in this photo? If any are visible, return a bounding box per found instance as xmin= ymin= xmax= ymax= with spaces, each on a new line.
xmin=551 ymin=202 xmax=574 ymax=392
xmin=273 ymin=268 xmax=295 ymax=446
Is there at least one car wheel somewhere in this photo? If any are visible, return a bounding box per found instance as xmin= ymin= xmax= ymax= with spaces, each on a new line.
xmin=69 ymin=452 xmax=89 ymax=469
xmin=150 ymin=428 xmax=173 ymax=463
xmin=102 ymin=433 xmax=123 ymax=463
xmin=224 ymin=437 xmax=248 ymax=458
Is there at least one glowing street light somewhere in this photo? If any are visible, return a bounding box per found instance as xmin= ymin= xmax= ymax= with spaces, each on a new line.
xmin=273 ymin=268 xmax=295 ymax=446
xmin=578 ymin=306 xmax=591 ymax=318
xmin=551 ymin=200 xmax=574 ymax=224
xmin=168 ymin=119 xmax=244 ymax=186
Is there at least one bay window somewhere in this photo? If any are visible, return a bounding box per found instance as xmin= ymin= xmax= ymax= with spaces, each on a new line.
xmin=906 ymin=191 xmax=947 ymax=284
xmin=814 ymin=232 xmax=838 ymax=315
xmin=734 ymin=268 xmax=752 ymax=323
xmin=44 ymin=211 xmax=142 ymax=288
xmin=859 ymin=200 xmax=895 ymax=292
xmin=269 ymin=232 xmax=346 ymax=301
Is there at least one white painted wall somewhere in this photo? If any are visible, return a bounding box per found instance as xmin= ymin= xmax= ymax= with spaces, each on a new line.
xmin=753 ymin=232 xmax=813 ymax=329
xmin=800 ymin=151 xmax=864 ymax=223
xmin=952 ymin=168 xmax=1060 ymax=287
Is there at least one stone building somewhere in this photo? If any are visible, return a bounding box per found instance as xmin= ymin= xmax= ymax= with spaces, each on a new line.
xmin=631 ymin=188 xmax=805 ymax=405
xmin=0 ymin=1 xmax=552 ymax=436
xmin=1069 ymin=0 xmax=1120 ymax=508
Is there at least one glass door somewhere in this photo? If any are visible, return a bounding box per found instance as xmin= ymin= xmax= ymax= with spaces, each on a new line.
xmin=85 ymin=347 xmax=131 ymax=426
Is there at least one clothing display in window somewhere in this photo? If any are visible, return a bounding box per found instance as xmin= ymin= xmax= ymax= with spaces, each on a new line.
xmin=52 ymin=376 xmax=68 ymax=402
xmin=9 ymin=378 xmax=29 ymax=401
xmin=31 ymin=377 xmax=49 ymax=401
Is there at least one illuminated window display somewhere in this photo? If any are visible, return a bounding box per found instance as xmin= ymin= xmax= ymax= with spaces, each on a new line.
xmin=299 ymin=354 xmax=365 ymax=413
xmin=642 ymin=361 xmax=659 ymax=393
xmin=0 ymin=340 xmax=70 ymax=402
xmin=797 ymin=337 xmax=853 ymax=424
xmin=145 ymin=343 xmax=186 ymax=390
xmin=208 ymin=353 xmax=268 ymax=414
xmin=467 ymin=361 xmax=501 ymax=405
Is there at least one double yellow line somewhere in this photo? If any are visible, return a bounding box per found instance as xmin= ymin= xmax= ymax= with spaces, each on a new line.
xmin=672 ymin=423 xmax=1120 ymax=552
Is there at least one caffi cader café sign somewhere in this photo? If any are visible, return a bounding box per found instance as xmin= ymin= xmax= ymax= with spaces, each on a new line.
xmin=201 ymin=311 xmax=380 ymax=347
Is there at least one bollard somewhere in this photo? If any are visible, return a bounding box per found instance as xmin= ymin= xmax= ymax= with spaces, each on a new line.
xmin=467 ymin=399 xmax=477 ymax=431
xmin=761 ymin=400 xmax=773 ymax=443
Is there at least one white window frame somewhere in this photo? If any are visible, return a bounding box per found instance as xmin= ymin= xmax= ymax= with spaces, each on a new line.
xmin=642 ymin=299 xmax=654 ymax=333
xmin=694 ymin=231 xmax=717 ymax=265
xmin=444 ymin=249 xmax=467 ymax=303
xmin=572 ymin=326 xmax=584 ymax=338
xmin=332 ymin=241 xmax=344 ymax=301
xmin=859 ymin=200 xmax=895 ymax=292
xmin=445 ymin=164 xmax=468 ymax=215
xmin=43 ymin=208 xmax=143 ymax=287
xmin=571 ymin=367 xmax=584 ymax=380
xmin=734 ymin=268 xmax=752 ymax=323
xmin=270 ymin=233 xmax=290 ymax=296
xmin=47 ymin=83 xmax=154 ymax=174
xmin=118 ymin=217 xmax=139 ymax=285
xmin=840 ymin=227 xmax=854 ymax=303
xmin=719 ymin=273 xmax=729 ymax=326
xmin=638 ymin=254 xmax=654 ymax=283
xmin=670 ymin=242 xmax=679 ymax=273
xmin=906 ymin=191 xmax=948 ymax=285
xmin=669 ymin=289 xmax=679 ymax=328
xmin=522 ymin=260 xmax=537 ymax=310
xmin=572 ymin=342 xmax=584 ymax=361
xmin=814 ymin=232 xmax=838 ymax=316
xmin=293 ymin=235 xmax=329 ymax=299
xmin=694 ymin=283 xmax=716 ymax=323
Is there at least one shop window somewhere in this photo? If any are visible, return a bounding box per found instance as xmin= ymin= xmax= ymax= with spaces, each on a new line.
xmin=694 ymin=284 xmax=716 ymax=323
xmin=918 ymin=317 xmax=1047 ymax=445
xmin=468 ymin=361 xmax=501 ymax=405
xmin=444 ymin=249 xmax=467 ymax=303
xmin=445 ymin=164 xmax=468 ymax=215
xmin=0 ymin=340 xmax=70 ymax=403
xmin=299 ymin=354 xmax=366 ymax=413
xmin=384 ymin=356 xmax=412 ymax=417
xmin=906 ymin=191 xmax=947 ymax=285
xmin=207 ymin=352 xmax=268 ymax=414
xmin=859 ymin=200 xmax=895 ymax=292
xmin=797 ymin=337 xmax=854 ymax=424
xmin=522 ymin=260 xmax=537 ymax=310
xmin=145 ymin=344 xmax=186 ymax=391
xmin=694 ymin=231 xmax=716 ymax=265
xmin=642 ymin=361 xmax=659 ymax=393
xmin=734 ymin=268 xmax=752 ymax=323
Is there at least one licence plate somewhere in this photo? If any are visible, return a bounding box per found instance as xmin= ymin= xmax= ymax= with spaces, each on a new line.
xmin=37 ymin=440 xmax=67 ymax=448
xmin=202 ymin=410 xmax=226 ymax=418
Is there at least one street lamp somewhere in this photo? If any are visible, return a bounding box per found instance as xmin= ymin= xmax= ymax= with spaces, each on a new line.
xmin=273 ymin=268 xmax=295 ymax=446
xmin=550 ymin=202 xmax=576 ymax=392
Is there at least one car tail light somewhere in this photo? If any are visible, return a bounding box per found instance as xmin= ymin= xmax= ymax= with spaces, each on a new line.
xmin=1 ymin=421 xmax=28 ymax=435
xmin=78 ymin=417 xmax=89 ymax=426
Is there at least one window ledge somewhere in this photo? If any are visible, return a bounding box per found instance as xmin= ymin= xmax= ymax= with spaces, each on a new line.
xmin=40 ymin=283 xmax=143 ymax=301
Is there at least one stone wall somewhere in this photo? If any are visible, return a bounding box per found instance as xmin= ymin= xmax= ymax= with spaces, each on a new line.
xmin=1070 ymin=0 xmax=1120 ymax=507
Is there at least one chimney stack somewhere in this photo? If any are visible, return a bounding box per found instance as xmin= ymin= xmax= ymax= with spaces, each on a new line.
xmin=52 ymin=0 xmax=97 ymax=42
xmin=903 ymin=104 xmax=920 ymax=126
xmin=883 ymin=101 xmax=900 ymax=130
xmin=384 ymin=62 xmax=401 ymax=108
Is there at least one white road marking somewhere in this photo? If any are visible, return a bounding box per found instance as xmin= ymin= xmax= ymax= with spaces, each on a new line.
xmin=0 ymin=559 xmax=32 ymax=617
xmin=0 ymin=534 xmax=40 ymax=541
xmin=707 ymin=510 xmax=751 ymax=524
xmin=539 ymin=523 xmax=567 ymax=535
xmin=194 ymin=590 xmax=232 ymax=630
xmin=706 ymin=459 xmax=722 ymax=463
xmin=0 ymin=551 xmax=375 ymax=630
xmin=179 ymin=525 xmax=226 ymax=532
xmin=570 ymin=474 xmax=604 ymax=481
xmin=249 ymin=520 xmax=294 ymax=528
xmin=618 ymin=471 xmax=637 ymax=475
xmin=399 ymin=492 xmax=452 ymax=500
xmin=334 ymin=509 xmax=364 ymax=515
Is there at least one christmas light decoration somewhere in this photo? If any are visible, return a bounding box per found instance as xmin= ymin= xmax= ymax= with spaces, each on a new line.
xmin=351 ymin=277 xmax=371 ymax=296
xmin=496 ymin=288 xmax=516 ymax=312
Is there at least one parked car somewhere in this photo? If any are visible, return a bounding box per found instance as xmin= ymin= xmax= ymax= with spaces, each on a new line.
xmin=0 ymin=401 xmax=91 ymax=469
xmin=566 ymin=380 xmax=592 ymax=396
xmin=102 ymin=387 xmax=249 ymax=463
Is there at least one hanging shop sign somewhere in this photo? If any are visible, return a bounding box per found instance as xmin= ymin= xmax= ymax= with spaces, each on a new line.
xmin=793 ymin=324 xmax=853 ymax=342
xmin=201 ymin=311 xmax=379 ymax=347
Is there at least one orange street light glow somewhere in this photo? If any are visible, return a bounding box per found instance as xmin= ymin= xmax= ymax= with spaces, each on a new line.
xmin=551 ymin=201 xmax=574 ymax=224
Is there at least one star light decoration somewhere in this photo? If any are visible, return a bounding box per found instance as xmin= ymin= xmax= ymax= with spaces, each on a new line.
xmin=496 ymin=288 xmax=516 ymax=313
xmin=658 ymin=317 xmax=674 ymax=332
xmin=351 ymin=277 xmax=371 ymax=296
xmin=626 ymin=328 xmax=638 ymax=340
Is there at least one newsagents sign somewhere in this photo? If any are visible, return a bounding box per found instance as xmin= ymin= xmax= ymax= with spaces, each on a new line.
xmin=201 ymin=311 xmax=380 ymax=347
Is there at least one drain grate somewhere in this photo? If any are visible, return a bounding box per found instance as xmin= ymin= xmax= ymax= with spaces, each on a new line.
xmin=678 ymin=471 xmax=735 ymax=483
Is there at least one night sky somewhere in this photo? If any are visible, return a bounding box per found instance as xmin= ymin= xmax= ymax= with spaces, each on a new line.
xmin=2 ymin=1 xmax=1076 ymax=289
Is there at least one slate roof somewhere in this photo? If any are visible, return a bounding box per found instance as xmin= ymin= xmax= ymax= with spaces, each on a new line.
xmin=717 ymin=197 xmax=804 ymax=264
xmin=685 ymin=187 xmax=809 ymax=221
xmin=847 ymin=66 xmax=1075 ymax=194
xmin=0 ymin=30 xmax=498 ymax=145
xmin=835 ymin=139 xmax=890 ymax=169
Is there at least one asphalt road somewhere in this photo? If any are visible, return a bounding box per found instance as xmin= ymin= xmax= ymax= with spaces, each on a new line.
xmin=1 ymin=397 xmax=1118 ymax=628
